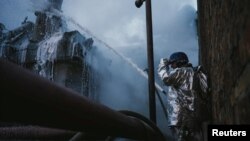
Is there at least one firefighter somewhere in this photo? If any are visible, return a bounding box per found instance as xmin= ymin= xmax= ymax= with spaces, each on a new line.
xmin=158 ymin=52 xmax=208 ymax=141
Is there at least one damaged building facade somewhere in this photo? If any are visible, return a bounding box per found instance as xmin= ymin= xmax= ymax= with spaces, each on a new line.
xmin=0 ymin=0 xmax=98 ymax=98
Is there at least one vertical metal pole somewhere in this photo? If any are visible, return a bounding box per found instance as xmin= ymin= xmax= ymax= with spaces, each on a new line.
xmin=145 ymin=0 xmax=156 ymax=123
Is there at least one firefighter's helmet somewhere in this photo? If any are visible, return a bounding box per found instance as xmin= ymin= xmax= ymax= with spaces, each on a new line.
xmin=169 ymin=52 xmax=189 ymax=65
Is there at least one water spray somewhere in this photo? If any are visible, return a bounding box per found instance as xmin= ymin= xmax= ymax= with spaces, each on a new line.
xmin=50 ymin=8 xmax=167 ymax=95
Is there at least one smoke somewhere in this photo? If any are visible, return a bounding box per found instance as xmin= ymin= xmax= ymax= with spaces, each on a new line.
xmin=30 ymin=0 xmax=50 ymax=12
xmin=0 ymin=0 xmax=34 ymax=30
xmin=0 ymin=0 xmax=53 ymax=30
xmin=0 ymin=0 xmax=198 ymax=138
xmin=62 ymin=0 xmax=198 ymax=71
xmin=84 ymin=40 xmax=149 ymax=116
xmin=63 ymin=0 xmax=198 ymax=137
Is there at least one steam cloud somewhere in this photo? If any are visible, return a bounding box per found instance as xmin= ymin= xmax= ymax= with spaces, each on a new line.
xmin=0 ymin=0 xmax=198 ymax=138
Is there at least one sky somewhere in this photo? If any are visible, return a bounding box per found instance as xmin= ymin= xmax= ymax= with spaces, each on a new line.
xmin=0 ymin=0 xmax=198 ymax=138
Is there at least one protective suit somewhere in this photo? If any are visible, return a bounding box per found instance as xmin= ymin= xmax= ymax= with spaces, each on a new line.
xmin=158 ymin=55 xmax=208 ymax=141
xmin=158 ymin=58 xmax=195 ymax=127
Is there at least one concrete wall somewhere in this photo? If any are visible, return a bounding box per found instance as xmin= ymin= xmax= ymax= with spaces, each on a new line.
xmin=197 ymin=0 xmax=250 ymax=124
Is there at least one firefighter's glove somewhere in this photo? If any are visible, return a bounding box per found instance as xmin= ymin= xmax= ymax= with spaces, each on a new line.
xmin=160 ymin=58 xmax=169 ymax=66
xmin=158 ymin=58 xmax=169 ymax=81
xmin=158 ymin=58 xmax=169 ymax=72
